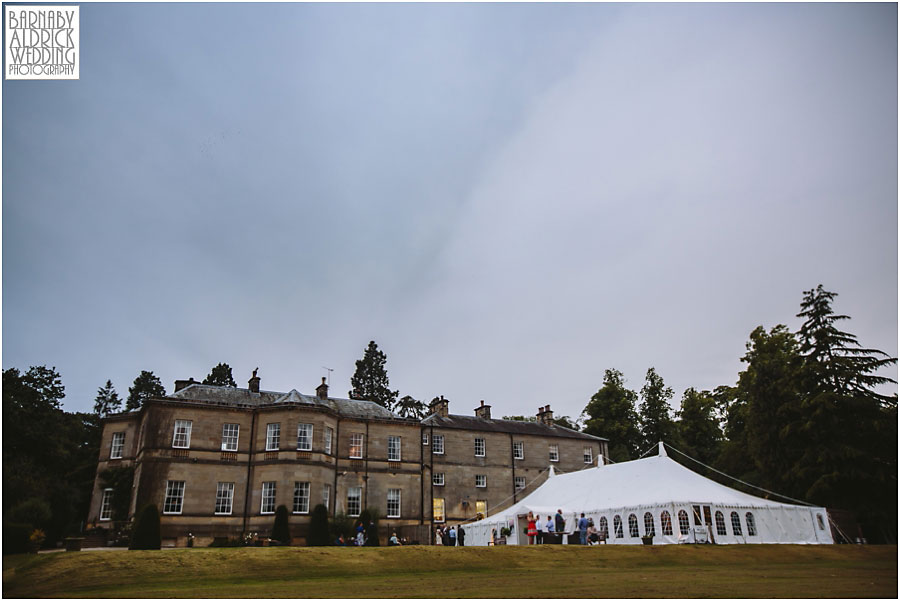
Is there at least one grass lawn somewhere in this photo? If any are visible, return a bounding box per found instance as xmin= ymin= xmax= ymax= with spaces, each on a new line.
xmin=2 ymin=544 xmax=896 ymax=598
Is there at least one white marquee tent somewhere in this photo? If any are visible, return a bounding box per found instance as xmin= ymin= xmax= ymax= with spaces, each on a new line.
xmin=466 ymin=443 xmax=833 ymax=546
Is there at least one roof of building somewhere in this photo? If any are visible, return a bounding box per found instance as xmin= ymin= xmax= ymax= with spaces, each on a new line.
xmin=421 ymin=413 xmax=606 ymax=441
xmin=168 ymin=384 xmax=403 ymax=420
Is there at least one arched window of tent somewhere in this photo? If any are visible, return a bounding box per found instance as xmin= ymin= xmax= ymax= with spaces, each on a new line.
xmin=660 ymin=510 xmax=673 ymax=536
xmin=599 ymin=516 xmax=609 ymax=539
xmin=678 ymin=510 xmax=690 ymax=535
xmin=628 ymin=513 xmax=639 ymax=538
xmin=715 ymin=511 xmax=727 ymax=536
xmin=613 ymin=515 xmax=624 ymax=538
xmin=816 ymin=514 xmax=825 ymax=531
xmin=730 ymin=512 xmax=742 ymax=535
xmin=643 ymin=512 xmax=655 ymax=537
xmin=745 ymin=512 xmax=757 ymax=536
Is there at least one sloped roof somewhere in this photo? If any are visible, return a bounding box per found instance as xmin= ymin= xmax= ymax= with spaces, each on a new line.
xmin=421 ymin=413 xmax=605 ymax=441
xmin=168 ymin=384 xmax=402 ymax=420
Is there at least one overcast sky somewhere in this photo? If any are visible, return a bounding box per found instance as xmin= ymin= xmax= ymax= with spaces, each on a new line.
xmin=3 ymin=3 xmax=897 ymax=424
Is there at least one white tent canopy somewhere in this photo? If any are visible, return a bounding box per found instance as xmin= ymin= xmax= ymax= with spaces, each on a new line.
xmin=467 ymin=443 xmax=833 ymax=546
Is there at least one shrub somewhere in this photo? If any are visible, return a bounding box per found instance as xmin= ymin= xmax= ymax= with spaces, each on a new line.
xmin=308 ymin=504 xmax=329 ymax=546
xmin=10 ymin=499 xmax=52 ymax=530
xmin=29 ymin=529 xmax=46 ymax=552
xmin=3 ymin=522 xmax=33 ymax=555
xmin=330 ymin=512 xmax=355 ymax=541
xmin=129 ymin=504 xmax=161 ymax=550
xmin=271 ymin=505 xmax=291 ymax=545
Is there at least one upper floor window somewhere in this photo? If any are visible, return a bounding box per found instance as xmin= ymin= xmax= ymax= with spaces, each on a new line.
xmin=296 ymin=423 xmax=313 ymax=451
xmin=266 ymin=423 xmax=280 ymax=451
xmin=514 ymin=476 xmax=525 ymax=491
xmin=475 ymin=474 xmax=486 ymax=488
xmin=432 ymin=435 xmax=444 ymax=455
xmin=215 ymin=482 xmax=234 ymax=515
xmin=99 ymin=488 xmax=113 ymax=520
xmin=349 ymin=433 xmax=364 ymax=459
xmin=433 ymin=472 xmax=445 ymax=486
xmin=386 ymin=488 xmax=401 ymax=518
xmin=347 ymin=486 xmax=361 ymax=516
xmin=110 ymin=432 xmax=125 ymax=459
xmin=422 ymin=432 xmax=429 ymax=446
xmin=474 ymin=438 xmax=485 ymax=457
xmin=221 ymin=423 xmax=239 ymax=451
xmin=513 ymin=441 xmax=524 ymax=460
xmin=549 ymin=444 xmax=559 ymax=462
xmin=388 ymin=436 xmax=401 ymax=461
xmin=164 ymin=480 xmax=185 ymax=514
xmin=172 ymin=420 xmax=192 ymax=449
xmin=324 ymin=427 xmax=333 ymax=455
xmin=293 ymin=482 xmax=310 ymax=514
xmin=261 ymin=481 xmax=276 ymax=514
xmin=583 ymin=447 xmax=593 ymax=464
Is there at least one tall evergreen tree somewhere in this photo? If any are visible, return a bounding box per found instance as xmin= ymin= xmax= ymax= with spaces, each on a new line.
xmin=349 ymin=341 xmax=398 ymax=410
xmin=126 ymin=371 xmax=166 ymax=411
xmin=203 ymin=363 xmax=237 ymax=387
xmin=581 ymin=369 xmax=642 ymax=462
xmin=638 ymin=367 xmax=677 ymax=451
xmin=93 ymin=380 xmax=122 ymax=417
xmin=675 ymin=387 xmax=722 ymax=467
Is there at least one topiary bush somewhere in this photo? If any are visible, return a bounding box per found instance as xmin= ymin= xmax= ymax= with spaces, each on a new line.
xmin=308 ymin=504 xmax=329 ymax=546
xmin=129 ymin=504 xmax=161 ymax=550
xmin=271 ymin=505 xmax=291 ymax=545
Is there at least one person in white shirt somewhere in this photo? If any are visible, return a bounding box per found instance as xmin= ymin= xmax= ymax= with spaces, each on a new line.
xmin=535 ymin=515 xmax=544 ymax=544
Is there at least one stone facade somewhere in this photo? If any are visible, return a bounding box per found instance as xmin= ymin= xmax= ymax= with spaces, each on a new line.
xmin=87 ymin=376 xmax=607 ymax=546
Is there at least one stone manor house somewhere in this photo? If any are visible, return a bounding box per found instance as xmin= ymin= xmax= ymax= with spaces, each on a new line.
xmin=87 ymin=371 xmax=607 ymax=546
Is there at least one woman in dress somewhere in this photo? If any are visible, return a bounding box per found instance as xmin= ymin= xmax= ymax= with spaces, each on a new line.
xmin=526 ymin=511 xmax=537 ymax=545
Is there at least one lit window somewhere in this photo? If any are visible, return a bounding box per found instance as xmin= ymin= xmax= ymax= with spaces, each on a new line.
xmin=266 ymin=423 xmax=280 ymax=451
xmin=433 ymin=498 xmax=445 ymax=522
xmin=514 ymin=476 xmax=525 ymax=490
xmin=746 ymin=512 xmax=757 ymax=536
xmin=628 ymin=513 xmax=639 ymax=537
xmin=661 ymin=511 xmax=673 ymax=536
xmin=715 ymin=511 xmax=727 ymax=536
xmin=110 ymin=432 xmax=125 ymax=459
xmin=261 ymin=482 xmax=276 ymax=514
xmin=433 ymin=473 xmax=445 ymax=486
xmin=221 ymin=423 xmax=239 ymax=451
xmin=324 ymin=427 xmax=333 ymax=455
xmin=474 ymin=438 xmax=485 ymax=457
xmin=296 ymin=424 xmax=313 ymax=451
xmin=293 ymin=482 xmax=310 ymax=514
xmin=387 ymin=489 xmax=401 ymax=518
xmin=215 ymin=482 xmax=234 ymax=515
xmin=164 ymin=480 xmax=185 ymax=514
xmin=583 ymin=447 xmax=593 ymax=464
xmin=323 ymin=484 xmax=331 ymax=510
xmin=643 ymin=512 xmax=655 ymax=537
xmin=99 ymin=488 xmax=113 ymax=521
xmin=422 ymin=433 xmax=428 ymax=446
xmin=475 ymin=500 xmax=487 ymax=520
xmin=349 ymin=433 xmax=364 ymax=458
xmin=599 ymin=516 xmax=609 ymax=539
xmin=347 ymin=487 xmax=361 ymax=517
xmin=730 ymin=511 xmax=742 ymax=536
xmin=172 ymin=420 xmax=192 ymax=449
xmin=678 ymin=510 xmax=691 ymax=535
xmin=513 ymin=441 xmax=524 ymax=460
xmin=432 ymin=435 xmax=444 ymax=455
xmin=475 ymin=474 xmax=486 ymax=488
xmin=549 ymin=444 xmax=559 ymax=462
xmin=613 ymin=515 xmax=624 ymax=538
xmin=388 ymin=436 xmax=401 ymax=461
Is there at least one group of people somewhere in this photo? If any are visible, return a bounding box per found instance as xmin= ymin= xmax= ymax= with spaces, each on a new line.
xmin=525 ymin=511 xmax=603 ymax=545
xmin=334 ymin=520 xmax=380 ymax=546
xmin=434 ymin=524 xmax=465 ymax=546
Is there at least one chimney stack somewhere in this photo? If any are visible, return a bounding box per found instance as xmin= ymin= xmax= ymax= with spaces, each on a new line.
xmin=248 ymin=368 xmax=260 ymax=394
xmin=537 ymin=404 xmax=554 ymax=425
xmin=316 ymin=376 xmax=329 ymax=400
xmin=429 ymin=395 xmax=449 ymax=418
xmin=174 ymin=377 xmax=197 ymax=393
xmin=474 ymin=399 xmax=491 ymax=420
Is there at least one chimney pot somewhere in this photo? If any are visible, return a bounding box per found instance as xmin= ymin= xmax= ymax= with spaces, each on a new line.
xmin=316 ymin=377 xmax=329 ymax=400
xmin=248 ymin=368 xmax=261 ymax=394
xmin=474 ymin=400 xmax=491 ymax=420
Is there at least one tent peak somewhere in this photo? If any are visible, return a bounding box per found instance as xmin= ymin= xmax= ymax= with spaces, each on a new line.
xmin=658 ymin=441 xmax=667 ymax=457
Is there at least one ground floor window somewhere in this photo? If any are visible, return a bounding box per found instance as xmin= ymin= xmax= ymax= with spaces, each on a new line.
xmin=730 ymin=511 xmax=742 ymax=536
xmin=514 ymin=476 xmax=525 ymax=490
xmin=643 ymin=512 xmax=655 ymax=537
xmin=598 ymin=516 xmax=608 ymax=539
xmin=746 ymin=512 xmax=757 ymax=536
xmin=715 ymin=511 xmax=727 ymax=536
xmin=347 ymin=486 xmax=361 ymax=517
xmin=323 ymin=484 xmax=331 ymax=511
xmin=293 ymin=482 xmax=310 ymax=514
xmin=387 ymin=489 xmax=401 ymax=518
xmin=475 ymin=500 xmax=487 ymax=520
xmin=628 ymin=513 xmax=639 ymax=538
xmin=261 ymin=482 xmax=276 ymax=514
xmin=613 ymin=515 xmax=623 ymax=538
xmin=433 ymin=498 xmax=445 ymax=522
xmin=164 ymin=481 xmax=185 ymax=514
xmin=215 ymin=482 xmax=234 ymax=515
xmin=678 ymin=510 xmax=690 ymax=535
xmin=660 ymin=510 xmax=673 ymax=536
xmin=99 ymin=488 xmax=113 ymax=521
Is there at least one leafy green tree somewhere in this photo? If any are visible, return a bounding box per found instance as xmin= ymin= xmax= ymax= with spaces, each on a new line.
xmin=272 ymin=505 xmax=291 ymax=545
xmin=203 ymin=363 xmax=236 ymax=387
xmin=308 ymin=504 xmax=330 ymax=546
xmin=638 ymin=367 xmax=678 ymax=451
xmin=395 ymin=395 xmax=427 ymax=419
xmin=93 ymin=380 xmax=122 ymax=417
xmin=126 ymin=371 xmax=166 ymax=411
xmin=129 ymin=504 xmax=161 ymax=550
xmin=349 ymin=341 xmax=398 ymax=410
xmin=675 ymin=388 xmax=722 ymax=467
xmin=581 ymin=369 xmax=642 ymax=462
xmin=503 ymin=414 xmax=580 ymax=429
